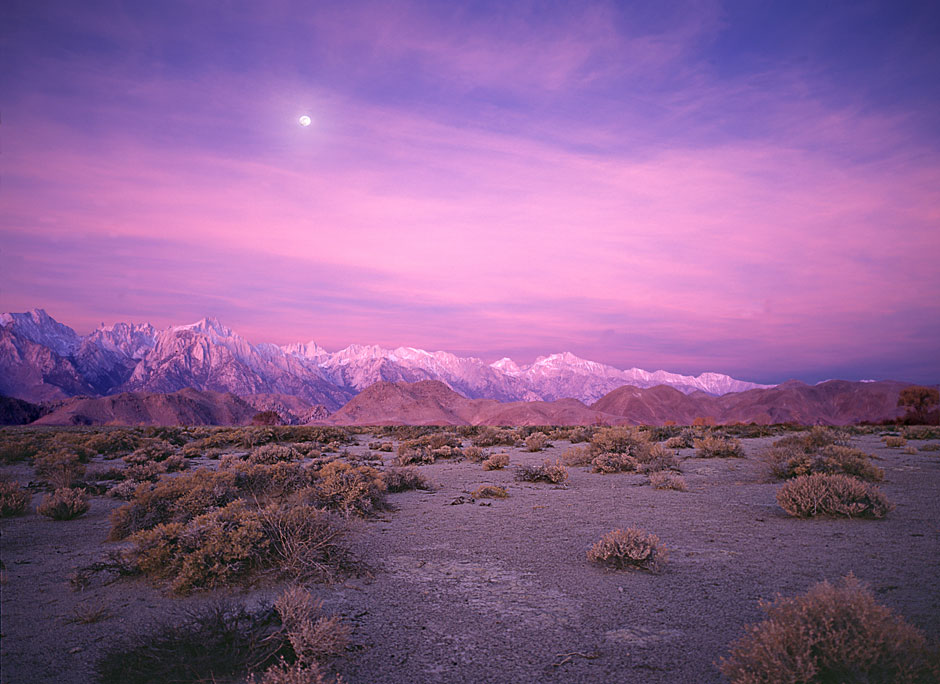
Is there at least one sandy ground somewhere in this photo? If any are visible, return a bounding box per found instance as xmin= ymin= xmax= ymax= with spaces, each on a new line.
xmin=1 ymin=433 xmax=938 ymax=683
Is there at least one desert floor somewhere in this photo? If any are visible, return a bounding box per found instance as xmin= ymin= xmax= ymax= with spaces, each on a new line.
xmin=2 ymin=432 xmax=938 ymax=683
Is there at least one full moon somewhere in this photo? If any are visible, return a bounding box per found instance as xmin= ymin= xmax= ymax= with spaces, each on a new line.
xmin=298 ymin=115 xmax=312 ymax=127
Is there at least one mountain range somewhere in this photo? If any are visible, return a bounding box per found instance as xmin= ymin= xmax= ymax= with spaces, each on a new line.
xmin=0 ymin=309 xmax=772 ymax=409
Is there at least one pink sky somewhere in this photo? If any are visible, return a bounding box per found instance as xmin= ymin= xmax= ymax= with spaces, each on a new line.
xmin=2 ymin=1 xmax=939 ymax=383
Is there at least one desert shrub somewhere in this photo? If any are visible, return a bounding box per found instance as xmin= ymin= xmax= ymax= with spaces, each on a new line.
xmin=591 ymin=452 xmax=638 ymax=474
xmin=308 ymin=461 xmax=386 ymax=516
xmin=367 ymin=441 xmax=393 ymax=452
xmin=524 ymin=433 xmax=549 ymax=452
xmin=124 ymin=440 xmax=176 ymax=465
xmin=777 ymin=473 xmax=893 ymax=519
xmin=517 ymin=460 xmax=569 ymax=484
xmin=664 ymin=436 xmax=688 ymax=449
xmin=97 ymin=601 xmax=293 ymax=684
xmin=124 ymin=461 xmax=166 ymax=482
xmin=568 ymin=427 xmax=591 ymax=443
xmin=590 ymin=427 xmax=649 ymax=455
xmin=587 ymin=528 xmax=667 ymax=572
xmin=902 ymin=426 xmax=940 ymax=440
xmin=395 ymin=441 xmax=435 ymax=466
xmin=462 ymin=445 xmax=486 ymax=462
xmin=108 ymin=469 xmax=240 ymax=540
xmin=129 ymin=500 xmax=269 ymax=593
xmin=636 ymin=444 xmax=681 ymax=473
xmin=38 ymin=487 xmax=90 ymax=520
xmin=34 ymin=450 xmax=86 ymax=488
xmin=224 ymin=461 xmax=316 ymax=501
xmin=903 ymin=446 xmax=918 ymax=454
xmin=884 ymin=435 xmax=907 ymax=448
xmin=693 ymin=435 xmax=744 ymax=458
xmin=720 ymin=575 xmax=939 ymax=684
xmin=0 ymin=478 xmax=30 ymax=516
xmin=83 ymin=431 xmax=139 ymax=457
xmin=258 ymin=504 xmax=352 ymax=582
xmin=274 ymin=586 xmax=350 ymax=668
xmin=482 ymin=453 xmax=509 ymax=471
xmin=471 ymin=485 xmax=509 ymax=499
xmin=471 ymin=427 xmax=519 ymax=448
xmin=649 ymin=471 xmax=688 ymax=491
xmin=162 ymin=453 xmax=188 ymax=472
xmin=108 ymin=480 xmax=141 ymax=500
xmin=561 ymin=445 xmax=593 ymax=466
xmin=382 ymin=467 xmax=431 ymax=492
xmin=0 ymin=435 xmax=42 ymax=463
xmin=763 ymin=444 xmax=884 ymax=482
xmin=248 ymin=444 xmax=302 ymax=465
xmin=920 ymin=442 xmax=940 ymax=452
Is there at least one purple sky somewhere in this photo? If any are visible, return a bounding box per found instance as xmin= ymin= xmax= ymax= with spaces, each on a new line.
xmin=2 ymin=0 xmax=939 ymax=384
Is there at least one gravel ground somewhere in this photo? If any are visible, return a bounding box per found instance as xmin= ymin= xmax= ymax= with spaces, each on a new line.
xmin=2 ymin=433 xmax=938 ymax=683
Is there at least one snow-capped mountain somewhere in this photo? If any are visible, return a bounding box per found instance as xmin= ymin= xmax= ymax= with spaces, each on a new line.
xmin=0 ymin=309 xmax=774 ymax=407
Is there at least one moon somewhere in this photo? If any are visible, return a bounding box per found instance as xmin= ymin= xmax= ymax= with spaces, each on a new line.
xmin=298 ymin=115 xmax=312 ymax=127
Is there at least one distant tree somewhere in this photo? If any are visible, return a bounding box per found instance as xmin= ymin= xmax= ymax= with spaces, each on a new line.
xmin=251 ymin=410 xmax=281 ymax=426
xmin=897 ymin=386 xmax=940 ymax=425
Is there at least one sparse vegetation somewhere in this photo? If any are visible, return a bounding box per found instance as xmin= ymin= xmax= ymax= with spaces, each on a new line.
xmin=884 ymin=435 xmax=907 ymax=448
xmin=481 ymin=453 xmax=509 ymax=470
xmin=308 ymin=461 xmax=386 ymax=516
xmin=587 ymin=528 xmax=667 ymax=572
xmin=516 ymin=460 xmax=569 ymax=484
xmin=776 ymin=473 xmax=892 ymax=519
xmin=720 ymin=575 xmax=939 ymax=684
xmin=38 ymin=487 xmax=90 ymax=520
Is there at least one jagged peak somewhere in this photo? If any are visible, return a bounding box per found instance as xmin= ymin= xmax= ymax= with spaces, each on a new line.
xmin=172 ymin=316 xmax=232 ymax=336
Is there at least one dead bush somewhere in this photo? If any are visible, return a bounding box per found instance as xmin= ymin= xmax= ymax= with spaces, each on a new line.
xmin=38 ymin=487 xmax=90 ymax=520
xmin=482 ymin=453 xmax=509 ymax=471
xmin=471 ymin=485 xmax=509 ymax=499
xmin=309 ymin=461 xmax=386 ymax=516
xmin=591 ymin=452 xmax=638 ymax=474
xmin=524 ymin=433 xmax=549 ymax=452
xmin=649 ymin=472 xmax=687 ymax=491
xmin=776 ymin=473 xmax=893 ymax=519
xmin=720 ymin=575 xmax=939 ymax=684
xmin=34 ymin=450 xmax=86 ymax=488
xmin=884 ymin=435 xmax=907 ymax=448
xmin=97 ymin=601 xmax=292 ymax=684
xmin=382 ymin=467 xmax=431 ymax=492
xmin=561 ymin=445 xmax=592 ymax=466
xmin=587 ymin=528 xmax=667 ymax=573
xmin=517 ymin=460 xmax=569 ymax=484
xmin=694 ymin=435 xmax=744 ymax=458
xmin=0 ymin=478 xmax=30 ymax=516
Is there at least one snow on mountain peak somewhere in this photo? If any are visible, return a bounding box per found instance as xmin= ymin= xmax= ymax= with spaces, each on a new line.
xmin=0 ymin=308 xmax=81 ymax=356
